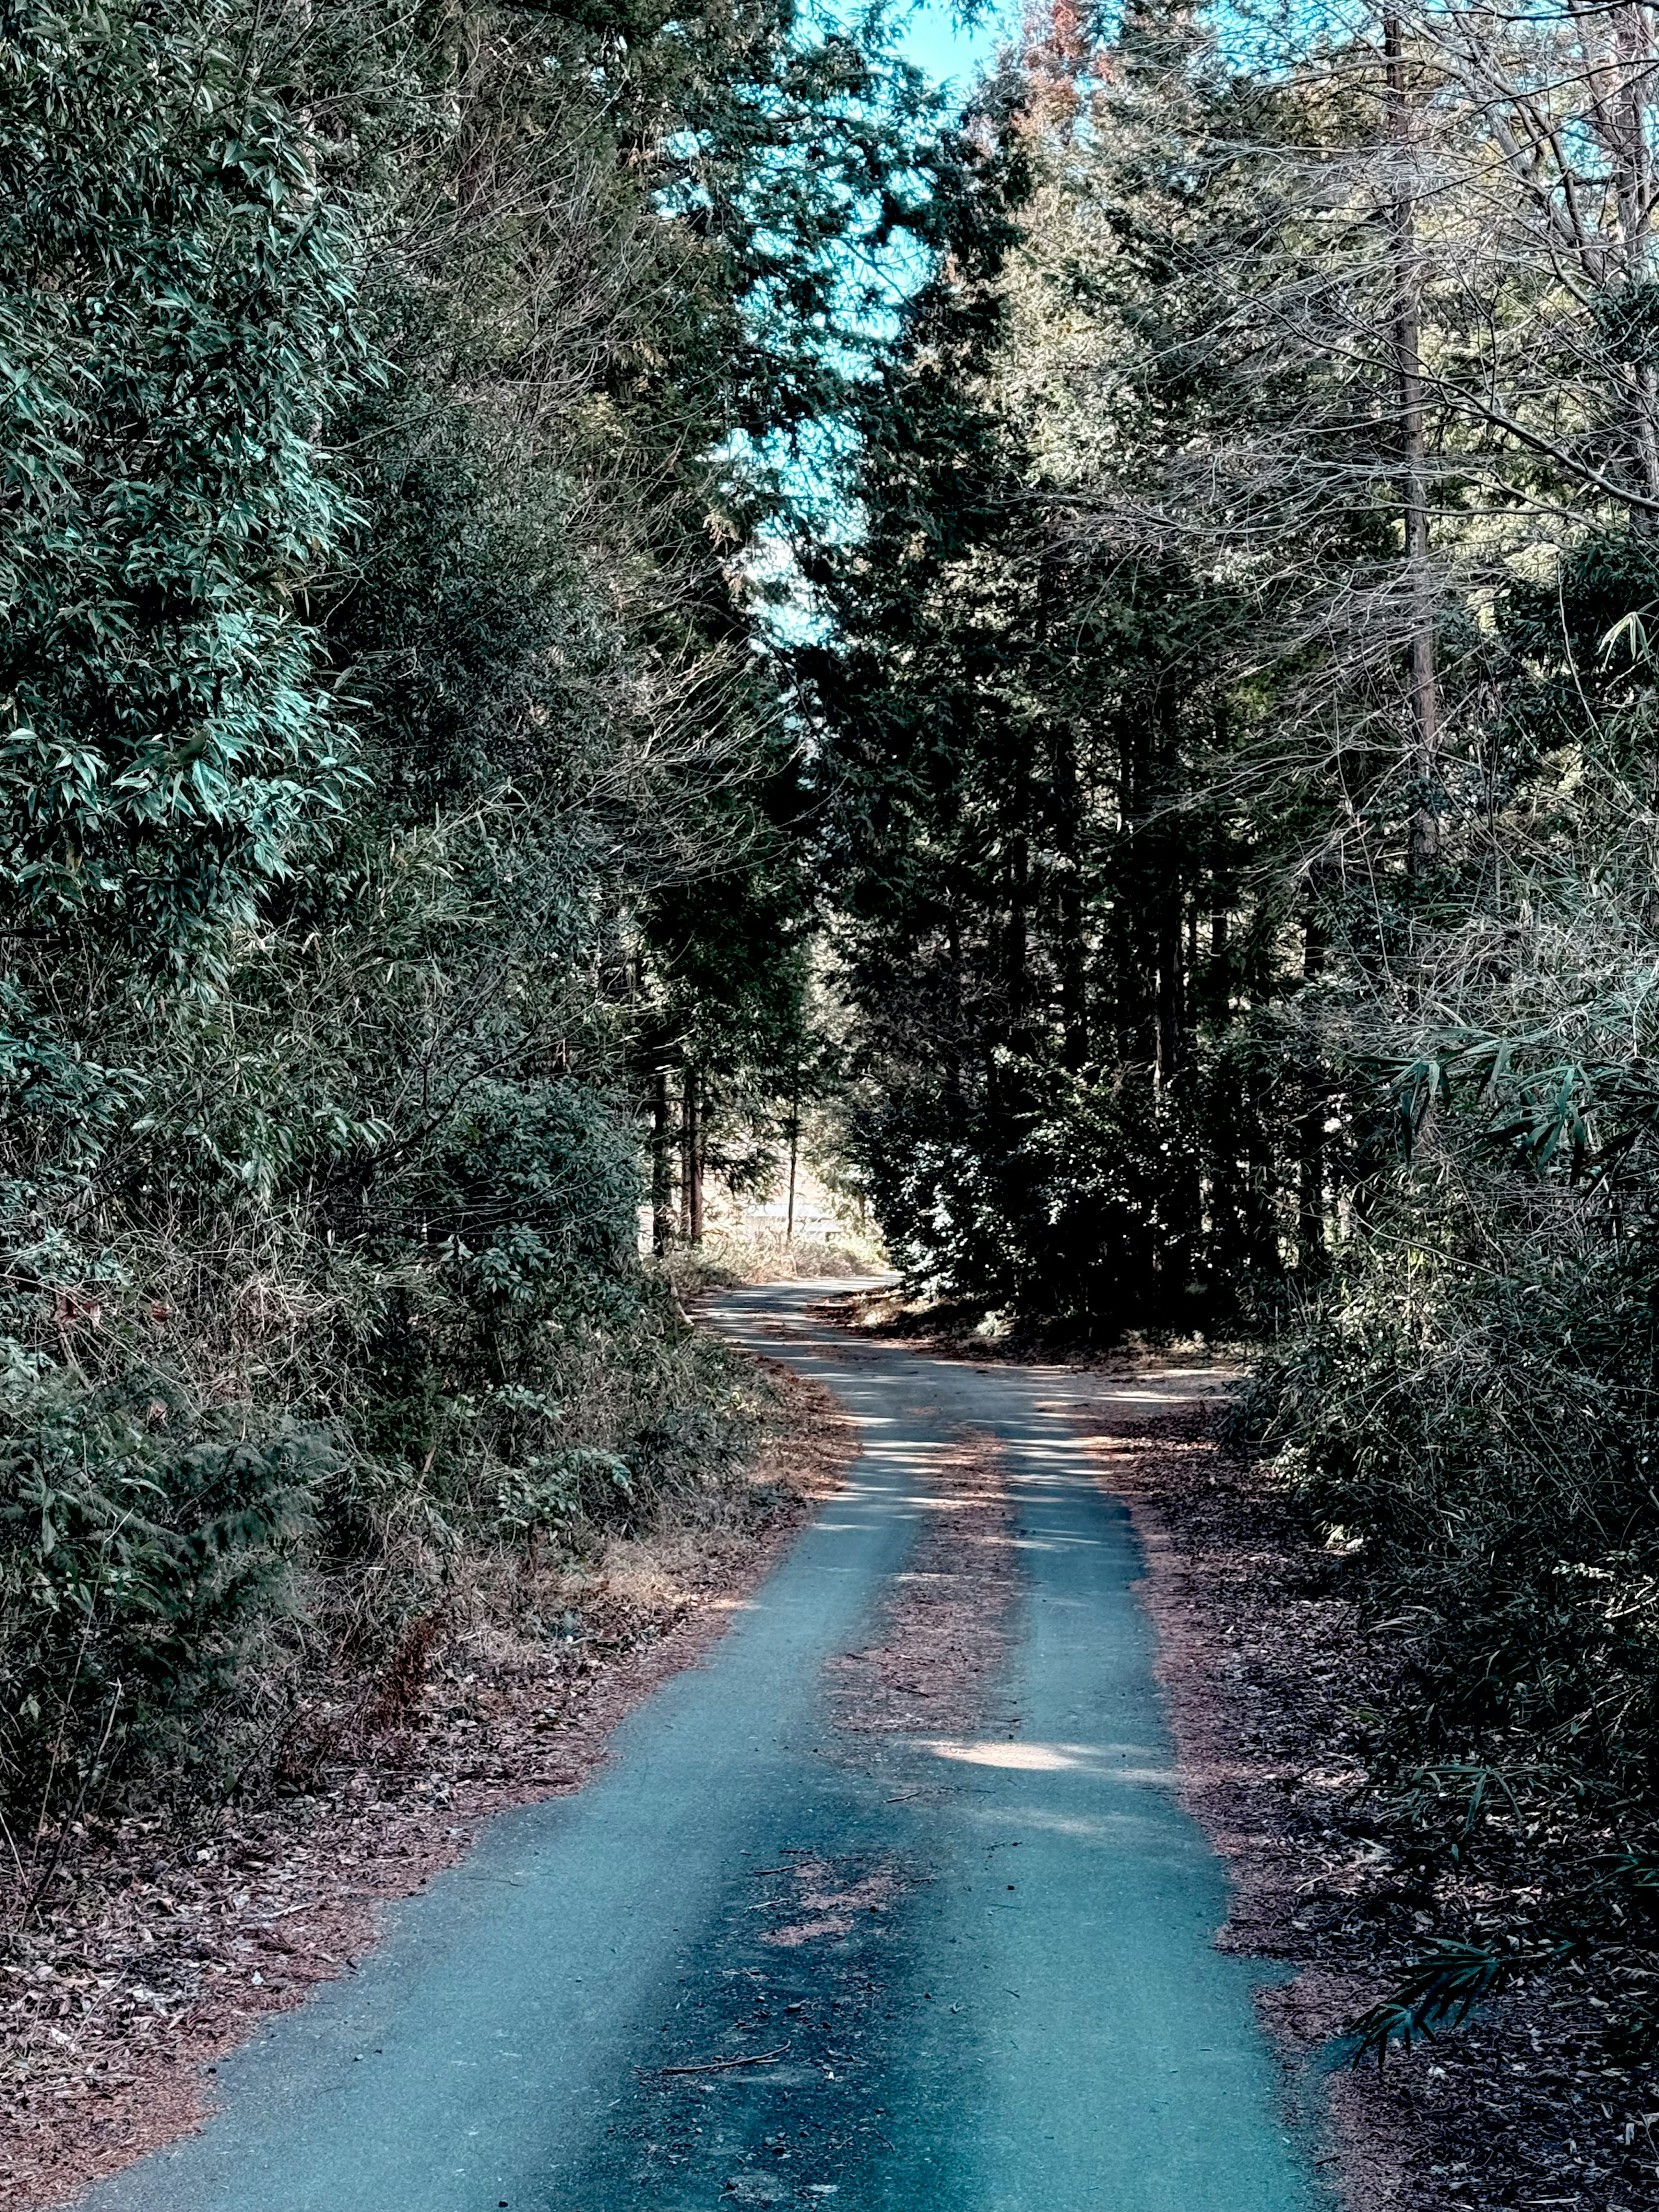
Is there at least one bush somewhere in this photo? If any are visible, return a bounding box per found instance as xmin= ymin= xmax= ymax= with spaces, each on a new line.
xmin=0 ymin=1350 xmax=330 ymax=1822
xmin=1243 ymin=1237 xmax=1659 ymax=1798
xmin=861 ymin=1045 xmax=1287 ymax=1336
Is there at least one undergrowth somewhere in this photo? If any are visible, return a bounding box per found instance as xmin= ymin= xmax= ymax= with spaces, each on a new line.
xmin=1238 ymin=769 xmax=1659 ymax=2059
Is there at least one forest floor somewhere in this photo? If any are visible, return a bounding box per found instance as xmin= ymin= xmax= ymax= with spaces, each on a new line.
xmin=833 ymin=1287 xmax=1659 ymax=2212
xmin=0 ymin=1363 xmax=856 ymax=2210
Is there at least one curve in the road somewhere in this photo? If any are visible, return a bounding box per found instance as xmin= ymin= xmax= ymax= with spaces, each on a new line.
xmin=70 ymin=1279 xmax=1327 ymax=2212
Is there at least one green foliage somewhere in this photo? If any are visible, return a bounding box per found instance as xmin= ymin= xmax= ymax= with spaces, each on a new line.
xmin=0 ymin=0 xmax=938 ymax=1843
xmin=1233 ymin=755 xmax=1659 ymax=2036
xmin=1350 ymin=1847 xmax=1659 ymax=2064
xmin=856 ymin=1049 xmax=1284 ymax=1332
xmin=0 ymin=1348 xmax=329 ymax=1813
xmin=0 ymin=0 xmax=368 ymax=969
xmin=1246 ymin=1242 xmax=1659 ymax=1789
xmin=810 ymin=0 xmax=1659 ymax=2063
xmin=803 ymin=48 xmax=1313 ymax=1328
xmin=1349 ymin=1936 xmax=1576 ymax=2067
xmin=495 ymin=1447 xmax=633 ymax=1545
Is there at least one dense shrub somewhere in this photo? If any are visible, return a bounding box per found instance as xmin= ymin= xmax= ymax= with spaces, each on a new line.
xmin=861 ymin=1047 xmax=1290 ymax=1336
xmin=1245 ymin=1237 xmax=1659 ymax=1797
xmin=0 ymin=1354 xmax=332 ymax=1820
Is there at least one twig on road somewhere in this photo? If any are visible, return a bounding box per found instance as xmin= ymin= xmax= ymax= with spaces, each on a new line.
xmin=658 ymin=2046 xmax=789 ymax=2075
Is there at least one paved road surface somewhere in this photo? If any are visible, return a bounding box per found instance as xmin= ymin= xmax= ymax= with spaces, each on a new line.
xmin=76 ymin=1280 xmax=1324 ymax=2212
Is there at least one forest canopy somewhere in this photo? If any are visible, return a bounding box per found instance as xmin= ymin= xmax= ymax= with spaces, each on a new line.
xmin=0 ymin=0 xmax=935 ymax=1825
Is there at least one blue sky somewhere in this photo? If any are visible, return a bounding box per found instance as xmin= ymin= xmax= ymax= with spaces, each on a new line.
xmin=894 ymin=0 xmax=1008 ymax=99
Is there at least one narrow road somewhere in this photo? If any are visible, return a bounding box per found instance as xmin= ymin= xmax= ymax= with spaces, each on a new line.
xmin=76 ymin=1281 xmax=1324 ymax=2212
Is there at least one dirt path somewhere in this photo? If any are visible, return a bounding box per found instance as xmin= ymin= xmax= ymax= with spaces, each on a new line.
xmin=64 ymin=1281 xmax=1327 ymax=2212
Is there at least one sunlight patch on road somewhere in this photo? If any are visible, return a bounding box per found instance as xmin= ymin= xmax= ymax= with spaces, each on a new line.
xmin=923 ymin=1738 xmax=1092 ymax=1771
xmin=920 ymin=1738 xmax=1178 ymax=1787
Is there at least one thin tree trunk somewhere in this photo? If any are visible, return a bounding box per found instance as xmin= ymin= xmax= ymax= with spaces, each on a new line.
xmin=1151 ymin=687 xmax=1184 ymax=1088
xmin=1297 ymin=893 xmax=1328 ymax=1273
xmin=1612 ymin=10 xmax=1659 ymax=513
xmin=1297 ymin=1109 xmax=1327 ymax=1274
xmin=652 ymin=1067 xmax=674 ymax=1255
xmin=785 ymin=1067 xmax=799 ymax=1243
xmin=680 ymin=1065 xmax=701 ymax=1244
xmin=1006 ymin=830 xmax=1030 ymax=1058
xmin=944 ymin=906 xmax=965 ymax=1112
xmin=1154 ymin=887 xmax=1184 ymax=1088
xmin=1386 ymin=9 xmax=1441 ymax=874
xmin=1054 ymin=723 xmax=1089 ymax=1072
xmin=691 ymin=1086 xmax=704 ymax=1244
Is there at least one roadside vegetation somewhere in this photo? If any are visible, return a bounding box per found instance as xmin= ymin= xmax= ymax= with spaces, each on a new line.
xmin=797 ymin=0 xmax=1659 ymax=2076
xmin=0 ymin=0 xmax=918 ymax=1882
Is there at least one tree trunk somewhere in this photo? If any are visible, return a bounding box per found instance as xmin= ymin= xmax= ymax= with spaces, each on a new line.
xmin=944 ymin=906 xmax=965 ymax=1112
xmin=1054 ymin=722 xmax=1089 ymax=1071
xmin=1386 ymin=9 xmax=1440 ymax=875
xmin=1154 ymin=886 xmax=1184 ymax=1088
xmin=1297 ymin=1107 xmax=1327 ymax=1274
xmin=652 ymin=1067 xmax=674 ymax=1255
xmin=1006 ymin=829 xmax=1030 ymax=1058
xmin=785 ymin=1068 xmax=800 ymax=1243
xmin=680 ymin=1065 xmax=702 ymax=1244
xmin=1297 ymin=894 xmax=1328 ymax=1273
xmin=1151 ymin=686 xmax=1184 ymax=1088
